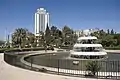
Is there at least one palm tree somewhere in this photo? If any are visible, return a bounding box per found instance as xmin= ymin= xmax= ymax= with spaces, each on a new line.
xmin=86 ymin=61 xmax=101 ymax=76
xmin=12 ymin=28 xmax=28 ymax=49
xmin=38 ymin=31 xmax=44 ymax=47
xmin=27 ymin=32 xmax=35 ymax=48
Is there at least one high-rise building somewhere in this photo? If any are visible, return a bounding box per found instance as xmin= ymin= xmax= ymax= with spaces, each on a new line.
xmin=35 ymin=8 xmax=49 ymax=36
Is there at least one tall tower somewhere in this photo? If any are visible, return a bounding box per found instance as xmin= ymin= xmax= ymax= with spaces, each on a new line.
xmin=35 ymin=8 xmax=49 ymax=36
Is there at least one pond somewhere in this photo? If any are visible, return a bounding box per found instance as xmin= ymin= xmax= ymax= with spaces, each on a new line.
xmin=25 ymin=52 xmax=120 ymax=72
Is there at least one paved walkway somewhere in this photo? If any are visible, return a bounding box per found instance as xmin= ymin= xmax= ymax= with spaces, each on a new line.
xmin=0 ymin=53 xmax=111 ymax=80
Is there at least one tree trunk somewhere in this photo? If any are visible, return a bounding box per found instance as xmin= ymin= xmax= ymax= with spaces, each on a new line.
xmin=93 ymin=72 xmax=96 ymax=76
xmin=19 ymin=44 xmax=22 ymax=50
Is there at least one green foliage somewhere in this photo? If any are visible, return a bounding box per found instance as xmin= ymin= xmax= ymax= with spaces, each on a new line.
xmin=91 ymin=29 xmax=120 ymax=48
xmin=62 ymin=26 xmax=77 ymax=47
xmin=3 ymin=47 xmax=45 ymax=53
xmin=0 ymin=48 xmax=8 ymax=53
xmin=37 ymin=31 xmax=44 ymax=47
xmin=27 ymin=32 xmax=36 ymax=47
xmin=0 ymin=40 xmax=5 ymax=46
xmin=113 ymin=34 xmax=120 ymax=45
xmin=12 ymin=28 xmax=28 ymax=48
xmin=10 ymin=26 xmax=120 ymax=50
xmin=51 ymin=26 xmax=57 ymax=36
xmin=50 ymin=26 xmax=63 ymax=47
xmin=105 ymin=47 xmax=120 ymax=50
xmin=111 ymin=29 xmax=114 ymax=34
xmin=86 ymin=61 xmax=101 ymax=76
xmin=45 ymin=24 xmax=52 ymax=45
xmin=107 ymin=29 xmax=110 ymax=34
xmin=12 ymin=28 xmax=36 ymax=48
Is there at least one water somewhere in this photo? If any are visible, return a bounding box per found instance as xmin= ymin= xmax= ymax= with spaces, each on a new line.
xmin=25 ymin=52 xmax=120 ymax=72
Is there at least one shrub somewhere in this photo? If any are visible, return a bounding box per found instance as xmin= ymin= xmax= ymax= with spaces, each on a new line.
xmin=4 ymin=47 xmax=45 ymax=53
xmin=105 ymin=47 xmax=120 ymax=50
xmin=86 ymin=61 xmax=101 ymax=76
xmin=39 ymin=68 xmax=47 ymax=72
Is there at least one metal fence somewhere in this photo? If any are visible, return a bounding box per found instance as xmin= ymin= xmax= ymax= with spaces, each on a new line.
xmin=4 ymin=52 xmax=120 ymax=79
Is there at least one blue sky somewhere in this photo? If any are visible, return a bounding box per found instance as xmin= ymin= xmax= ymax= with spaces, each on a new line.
xmin=0 ymin=0 xmax=120 ymax=40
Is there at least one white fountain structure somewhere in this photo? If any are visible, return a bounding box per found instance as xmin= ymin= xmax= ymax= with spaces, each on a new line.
xmin=70 ymin=30 xmax=107 ymax=59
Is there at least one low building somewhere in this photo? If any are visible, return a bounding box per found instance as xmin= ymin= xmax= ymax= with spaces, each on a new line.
xmin=74 ymin=28 xmax=100 ymax=37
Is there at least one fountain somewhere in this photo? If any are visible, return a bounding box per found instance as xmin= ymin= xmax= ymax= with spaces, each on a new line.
xmin=70 ymin=36 xmax=107 ymax=60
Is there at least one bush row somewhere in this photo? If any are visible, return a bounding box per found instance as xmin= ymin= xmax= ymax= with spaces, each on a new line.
xmin=105 ymin=47 xmax=120 ymax=50
xmin=0 ymin=47 xmax=45 ymax=53
xmin=1 ymin=46 xmax=120 ymax=53
xmin=60 ymin=46 xmax=70 ymax=49
xmin=0 ymin=48 xmax=8 ymax=53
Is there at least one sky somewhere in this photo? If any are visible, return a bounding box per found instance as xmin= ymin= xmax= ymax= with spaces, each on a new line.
xmin=0 ymin=0 xmax=120 ymax=40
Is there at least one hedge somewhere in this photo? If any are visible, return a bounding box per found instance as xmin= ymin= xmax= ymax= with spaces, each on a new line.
xmin=60 ymin=46 xmax=70 ymax=49
xmin=0 ymin=48 xmax=8 ymax=53
xmin=105 ymin=47 xmax=120 ymax=50
xmin=0 ymin=47 xmax=45 ymax=53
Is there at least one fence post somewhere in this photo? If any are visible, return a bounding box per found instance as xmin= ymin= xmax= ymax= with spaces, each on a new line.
xmin=105 ymin=61 xmax=107 ymax=77
xmin=31 ymin=57 xmax=33 ymax=70
xmin=58 ymin=59 xmax=59 ymax=74
xmin=117 ymin=60 xmax=120 ymax=79
xmin=115 ymin=60 xmax=118 ymax=79
xmin=97 ymin=61 xmax=99 ymax=78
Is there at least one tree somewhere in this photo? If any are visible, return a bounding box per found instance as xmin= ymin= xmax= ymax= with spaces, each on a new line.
xmin=27 ymin=32 xmax=36 ymax=48
xmin=91 ymin=31 xmax=100 ymax=39
xmin=91 ymin=29 xmax=120 ymax=47
xmin=0 ymin=40 xmax=5 ymax=47
xmin=12 ymin=28 xmax=28 ymax=48
xmin=51 ymin=26 xmax=57 ymax=36
xmin=45 ymin=24 xmax=51 ymax=46
xmin=50 ymin=26 xmax=63 ymax=47
xmin=113 ymin=34 xmax=120 ymax=46
xmin=91 ymin=29 xmax=107 ymax=40
xmin=101 ymin=34 xmax=117 ymax=47
xmin=62 ymin=26 xmax=74 ymax=46
xmin=73 ymin=32 xmax=78 ymax=44
xmin=86 ymin=61 xmax=101 ymax=76
xmin=111 ymin=29 xmax=114 ymax=34
xmin=107 ymin=29 xmax=110 ymax=34
xmin=38 ymin=31 xmax=45 ymax=47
